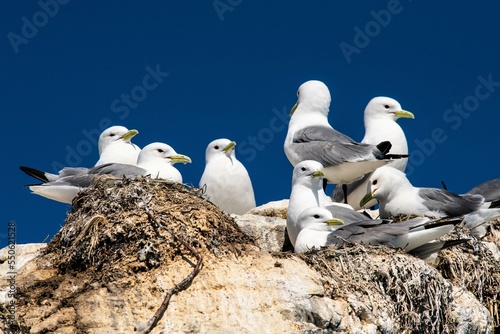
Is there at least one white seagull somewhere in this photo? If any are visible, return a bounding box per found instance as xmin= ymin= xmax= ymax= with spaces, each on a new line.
xmin=332 ymin=97 xmax=414 ymax=209
xmin=360 ymin=166 xmax=500 ymax=237
xmin=294 ymin=207 xmax=464 ymax=259
xmin=284 ymin=80 xmax=408 ymax=185
xmin=287 ymin=160 xmax=364 ymax=247
xmin=95 ymin=125 xmax=141 ymax=166
xmin=25 ymin=142 xmax=191 ymax=204
xmin=199 ymin=139 xmax=256 ymax=215
xmin=20 ymin=125 xmax=141 ymax=183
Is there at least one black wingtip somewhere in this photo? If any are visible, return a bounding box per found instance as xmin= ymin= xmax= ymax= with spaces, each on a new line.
xmin=441 ymin=239 xmax=470 ymax=249
xmin=408 ymin=239 xmax=469 ymax=259
xmin=376 ymin=141 xmax=411 ymax=160
xmin=19 ymin=166 xmax=50 ymax=183
xmin=489 ymin=199 xmax=500 ymax=208
xmin=376 ymin=141 xmax=392 ymax=155
xmin=423 ymin=218 xmax=463 ymax=230
xmin=383 ymin=154 xmax=410 ymax=160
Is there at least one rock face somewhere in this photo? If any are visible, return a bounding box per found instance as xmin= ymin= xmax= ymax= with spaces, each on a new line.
xmin=1 ymin=177 xmax=499 ymax=333
xmin=235 ymin=199 xmax=288 ymax=252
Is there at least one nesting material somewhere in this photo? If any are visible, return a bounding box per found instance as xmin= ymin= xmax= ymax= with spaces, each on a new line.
xmin=436 ymin=222 xmax=500 ymax=328
xmin=299 ymin=244 xmax=454 ymax=333
xmin=8 ymin=177 xmax=499 ymax=333
xmin=41 ymin=176 xmax=255 ymax=275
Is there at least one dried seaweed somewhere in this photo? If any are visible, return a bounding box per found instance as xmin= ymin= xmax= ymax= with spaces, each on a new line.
xmin=436 ymin=223 xmax=500 ymax=328
xmin=41 ymin=176 xmax=254 ymax=275
xmin=299 ymin=244 xmax=454 ymax=334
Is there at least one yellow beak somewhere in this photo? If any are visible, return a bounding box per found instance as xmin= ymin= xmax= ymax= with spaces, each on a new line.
xmin=394 ymin=110 xmax=415 ymax=119
xmin=169 ymin=154 xmax=192 ymax=164
xmin=325 ymin=218 xmax=344 ymax=226
xmin=121 ymin=129 xmax=139 ymax=141
xmin=311 ymin=170 xmax=325 ymax=178
xmin=290 ymin=102 xmax=298 ymax=115
xmin=223 ymin=141 xmax=236 ymax=153
xmin=359 ymin=192 xmax=376 ymax=208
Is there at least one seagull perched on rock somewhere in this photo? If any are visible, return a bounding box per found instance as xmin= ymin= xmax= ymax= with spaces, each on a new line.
xmin=20 ymin=125 xmax=141 ymax=184
xmin=23 ymin=142 xmax=191 ymax=204
xmin=287 ymin=160 xmax=365 ymax=247
xmin=332 ymin=97 xmax=414 ymax=209
xmin=360 ymin=166 xmax=500 ymax=237
xmin=199 ymin=138 xmax=256 ymax=215
xmin=294 ymin=207 xmax=465 ymax=259
xmin=284 ymin=80 xmax=409 ymax=185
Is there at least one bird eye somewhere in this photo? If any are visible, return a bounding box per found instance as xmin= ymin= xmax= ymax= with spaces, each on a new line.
xmin=109 ymin=133 xmax=115 ymax=137
xmin=301 ymin=167 xmax=306 ymax=172
xmin=214 ymin=146 xmax=219 ymax=150
xmin=372 ymin=180 xmax=378 ymax=185
xmin=384 ymin=105 xmax=390 ymax=109
xmin=157 ymin=149 xmax=164 ymax=153
xmin=314 ymin=214 xmax=320 ymax=218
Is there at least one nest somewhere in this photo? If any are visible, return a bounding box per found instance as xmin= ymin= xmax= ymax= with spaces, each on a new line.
xmin=42 ymin=176 xmax=255 ymax=276
xmin=362 ymin=212 xmax=500 ymax=328
xmin=298 ymin=244 xmax=454 ymax=333
xmin=436 ymin=222 xmax=500 ymax=328
xmin=9 ymin=176 xmax=257 ymax=334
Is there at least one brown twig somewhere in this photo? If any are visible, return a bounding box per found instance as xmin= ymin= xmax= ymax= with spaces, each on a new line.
xmin=135 ymin=199 xmax=203 ymax=333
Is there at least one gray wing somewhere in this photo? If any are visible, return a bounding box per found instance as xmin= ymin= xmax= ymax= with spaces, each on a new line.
xmin=43 ymin=173 xmax=97 ymax=188
xmin=291 ymin=126 xmax=383 ymax=167
xmin=47 ymin=163 xmax=147 ymax=188
xmin=88 ymin=163 xmax=147 ymax=177
xmin=418 ymin=188 xmax=484 ymax=216
xmin=326 ymin=219 xmax=411 ymax=246
xmin=326 ymin=217 xmax=461 ymax=252
xmin=324 ymin=205 xmax=371 ymax=224
xmin=58 ymin=167 xmax=89 ymax=178
xmin=326 ymin=216 xmax=432 ymax=246
xmin=467 ymin=178 xmax=500 ymax=205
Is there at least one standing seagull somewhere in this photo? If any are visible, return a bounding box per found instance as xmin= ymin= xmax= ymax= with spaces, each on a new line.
xmin=20 ymin=125 xmax=141 ymax=183
xmin=332 ymin=97 xmax=414 ymax=209
xmin=284 ymin=80 xmax=408 ymax=185
xmin=199 ymin=139 xmax=256 ymax=215
xmin=360 ymin=166 xmax=500 ymax=237
xmin=294 ymin=207 xmax=464 ymax=259
xmin=25 ymin=142 xmax=191 ymax=204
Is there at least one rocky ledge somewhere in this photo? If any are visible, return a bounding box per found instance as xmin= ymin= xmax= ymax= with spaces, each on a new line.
xmin=1 ymin=177 xmax=499 ymax=333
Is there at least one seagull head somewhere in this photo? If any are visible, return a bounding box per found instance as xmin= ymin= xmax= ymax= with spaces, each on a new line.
xmin=205 ymin=138 xmax=237 ymax=163
xmin=360 ymin=165 xmax=409 ymax=208
xmin=292 ymin=160 xmax=325 ymax=189
xmin=139 ymin=142 xmax=192 ymax=166
xmin=290 ymin=80 xmax=331 ymax=117
xmin=297 ymin=207 xmax=344 ymax=232
xmin=364 ymin=97 xmax=414 ymax=122
xmin=98 ymin=126 xmax=139 ymax=154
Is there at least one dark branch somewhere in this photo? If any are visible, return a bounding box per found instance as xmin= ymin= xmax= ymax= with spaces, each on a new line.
xmin=136 ymin=199 xmax=203 ymax=333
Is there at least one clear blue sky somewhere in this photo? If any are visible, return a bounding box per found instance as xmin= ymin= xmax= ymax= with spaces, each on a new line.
xmin=2 ymin=1 xmax=500 ymax=247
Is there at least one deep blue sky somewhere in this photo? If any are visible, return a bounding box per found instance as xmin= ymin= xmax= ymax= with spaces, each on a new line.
xmin=2 ymin=1 xmax=500 ymax=247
